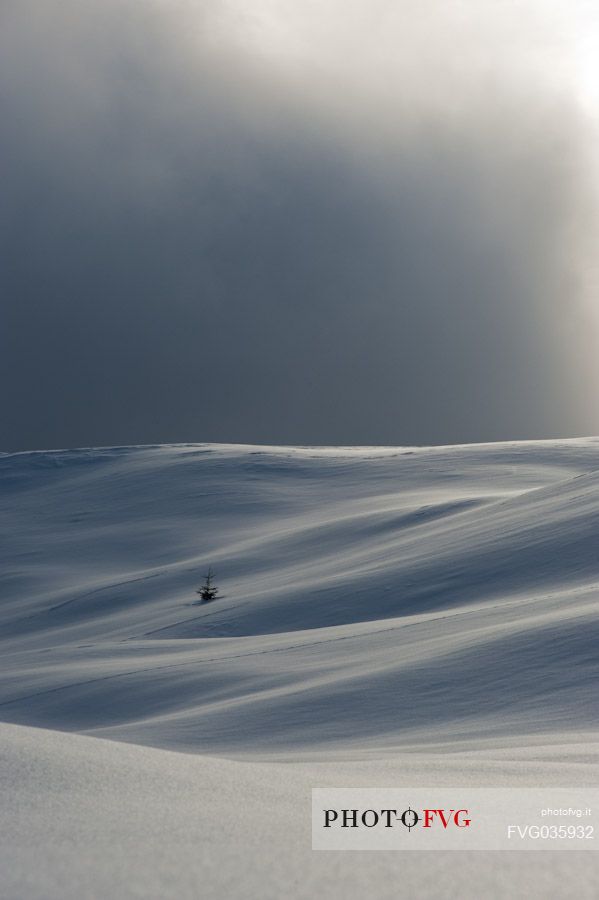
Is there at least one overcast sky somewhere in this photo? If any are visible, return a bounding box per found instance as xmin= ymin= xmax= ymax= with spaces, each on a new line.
xmin=2 ymin=0 xmax=599 ymax=451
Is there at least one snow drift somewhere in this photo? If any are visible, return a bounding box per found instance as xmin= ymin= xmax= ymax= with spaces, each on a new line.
xmin=1 ymin=440 xmax=598 ymax=755
xmin=1 ymin=440 xmax=598 ymax=897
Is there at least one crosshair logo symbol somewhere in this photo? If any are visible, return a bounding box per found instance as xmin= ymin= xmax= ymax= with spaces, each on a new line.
xmin=401 ymin=807 xmax=420 ymax=830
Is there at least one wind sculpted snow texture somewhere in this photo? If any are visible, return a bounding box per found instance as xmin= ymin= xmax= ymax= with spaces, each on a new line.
xmin=1 ymin=441 xmax=598 ymax=898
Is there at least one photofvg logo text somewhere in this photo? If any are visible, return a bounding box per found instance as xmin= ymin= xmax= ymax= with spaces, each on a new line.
xmin=324 ymin=807 xmax=471 ymax=831
xmin=312 ymin=788 xmax=598 ymax=851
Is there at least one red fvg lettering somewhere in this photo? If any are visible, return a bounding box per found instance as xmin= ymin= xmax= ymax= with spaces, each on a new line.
xmin=423 ymin=809 xmax=471 ymax=828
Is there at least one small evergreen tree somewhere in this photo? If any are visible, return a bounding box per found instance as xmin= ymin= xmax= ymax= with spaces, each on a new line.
xmin=196 ymin=567 xmax=219 ymax=603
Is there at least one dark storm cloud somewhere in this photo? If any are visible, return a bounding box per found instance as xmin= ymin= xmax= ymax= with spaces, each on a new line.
xmin=1 ymin=0 xmax=598 ymax=450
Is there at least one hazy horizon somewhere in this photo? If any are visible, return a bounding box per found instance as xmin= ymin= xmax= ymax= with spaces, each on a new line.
xmin=2 ymin=1 xmax=599 ymax=452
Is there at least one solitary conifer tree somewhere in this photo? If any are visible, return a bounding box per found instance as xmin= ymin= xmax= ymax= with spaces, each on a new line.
xmin=196 ymin=567 xmax=219 ymax=603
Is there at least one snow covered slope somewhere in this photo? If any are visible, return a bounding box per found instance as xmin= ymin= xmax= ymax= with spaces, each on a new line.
xmin=2 ymin=722 xmax=597 ymax=900
xmin=1 ymin=440 xmax=598 ymax=898
xmin=1 ymin=440 xmax=598 ymax=755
